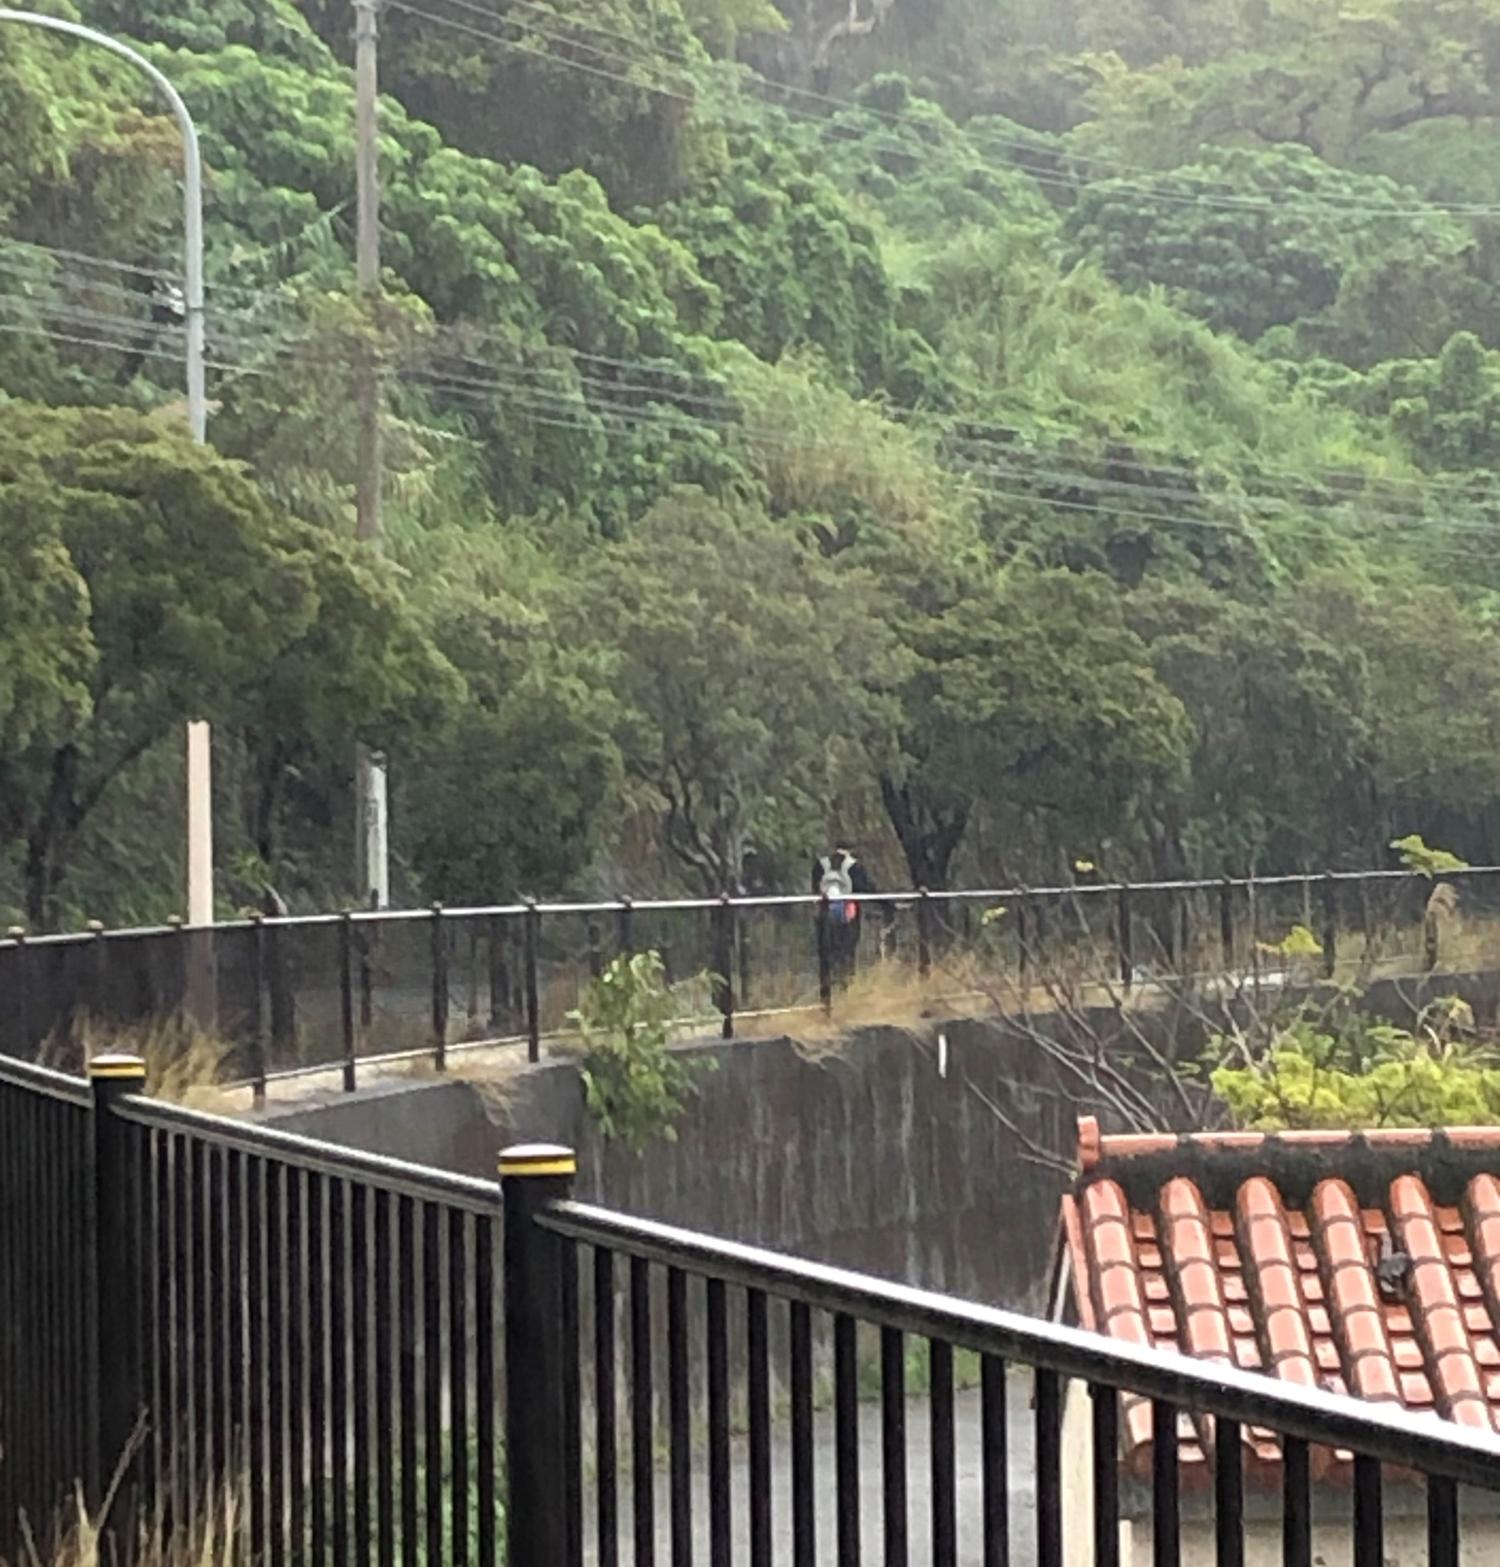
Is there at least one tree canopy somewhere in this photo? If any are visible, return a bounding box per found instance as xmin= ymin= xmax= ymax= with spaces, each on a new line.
xmin=10 ymin=0 xmax=1500 ymax=924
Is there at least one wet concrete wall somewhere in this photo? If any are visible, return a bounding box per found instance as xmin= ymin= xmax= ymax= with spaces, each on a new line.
xmin=262 ymin=966 xmax=1500 ymax=1312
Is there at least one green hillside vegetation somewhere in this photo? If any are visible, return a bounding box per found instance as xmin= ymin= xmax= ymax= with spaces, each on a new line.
xmin=8 ymin=0 xmax=1500 ymax=923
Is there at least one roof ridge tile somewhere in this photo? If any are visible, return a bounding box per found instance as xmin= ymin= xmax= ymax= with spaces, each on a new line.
xmin=1388 ymin=1174 xmax=1496 ymax=1432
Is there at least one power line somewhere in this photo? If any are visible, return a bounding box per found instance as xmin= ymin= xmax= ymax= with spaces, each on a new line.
xmin=386 ymin=0 xmax=695 ymax=100
xmin=11 ymin=307 xmax=1500 ymax=573
xmin=14 ymin=285 xmax=1500 ymax=539
xmin=394 ymin=0 xmax=1500 ymax=220
xmin=11 ymin=231 xmax=1498 ymax=510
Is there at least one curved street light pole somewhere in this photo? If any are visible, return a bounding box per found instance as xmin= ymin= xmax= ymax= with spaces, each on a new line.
xmin=0 ymin=10 xmax=213 ymax=927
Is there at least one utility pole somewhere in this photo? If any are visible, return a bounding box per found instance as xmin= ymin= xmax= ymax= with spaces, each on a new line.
xmin=352 ymin=0 xmax=390 ymax=909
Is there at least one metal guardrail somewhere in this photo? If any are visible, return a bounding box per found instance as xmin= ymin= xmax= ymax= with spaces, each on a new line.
xmin=4 ymin=866 xmax=1495 ymax=1096
xmin=506 ymin=1167 xmax=1500 ymax=1567
xmin=5 ymin=1053 xmax=1500 ymax=1564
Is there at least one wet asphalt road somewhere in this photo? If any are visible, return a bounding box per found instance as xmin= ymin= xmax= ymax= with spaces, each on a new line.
xmin=592 ymin=1374 xmax=1040 ymax=1566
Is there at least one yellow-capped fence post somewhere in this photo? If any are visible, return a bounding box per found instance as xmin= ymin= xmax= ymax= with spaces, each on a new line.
xmin=88 ymin=1052 xmax=148 ymax=1542
xmin=501 ymin=1143 xmax=579 ymax=1567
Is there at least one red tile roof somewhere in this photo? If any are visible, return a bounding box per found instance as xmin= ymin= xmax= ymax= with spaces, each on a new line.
xmin=1059 ymin=1116 xmax=1500 ymax=1483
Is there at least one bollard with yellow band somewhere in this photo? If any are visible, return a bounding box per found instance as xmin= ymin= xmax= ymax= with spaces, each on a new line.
xmin=88 ymin=1053 xmax=147 ymax=1533
xmin=500 ymin=1143 xmax=579 ymax=1567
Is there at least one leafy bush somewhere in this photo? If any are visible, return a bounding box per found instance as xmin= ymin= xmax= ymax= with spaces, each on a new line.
xmin=1209 ymin=998 xmax=1500 ymax=1131
xmin=571 ymin=951 xmax=715 ymax=1153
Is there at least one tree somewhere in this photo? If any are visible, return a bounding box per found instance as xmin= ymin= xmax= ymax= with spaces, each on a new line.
xmin=0 ymin=488 xmax=93 ymax=762
xmin=1125 ymin=580 xmax=1375 ymax=874
xmin=396 ymin=527 xmax=614 ymax=903
xmin=571 ymin=491 xmax=901 ymax=892
xmin=879 ymin=568 xmax=1189 ymax=887
xmin=1066 ymin=146 xmax=1488 ymax=365
xmin=0 ymin=403 xmax=450 ymax=924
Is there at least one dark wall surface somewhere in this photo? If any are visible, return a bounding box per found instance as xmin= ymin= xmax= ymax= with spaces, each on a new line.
xmin=266 ymin=1021 xmax=1074 ymax=1310
xmin=262 ymin=967 xmax=1500 ymax=1313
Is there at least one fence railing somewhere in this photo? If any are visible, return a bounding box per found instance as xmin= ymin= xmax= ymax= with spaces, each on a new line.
xmin=4 ymin=866 xmax=1496 ymax=1096
xmin=529 ymin=1179 xmax=1500 ymax=1567
xmin=4 ymin=1054 xmax=1500 ymax=1565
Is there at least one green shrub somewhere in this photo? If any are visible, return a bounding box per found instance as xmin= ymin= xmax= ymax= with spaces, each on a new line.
xmin=571 ymin=951 xmax=716 ymax=1153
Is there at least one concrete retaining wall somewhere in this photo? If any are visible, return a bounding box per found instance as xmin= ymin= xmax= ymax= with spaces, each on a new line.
xmin=263 ymin=967 xmax=1500 ymax=1312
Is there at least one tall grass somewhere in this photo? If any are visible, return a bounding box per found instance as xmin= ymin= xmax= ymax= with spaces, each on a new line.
xmin=9 ymin=1484 xmax=242 ymax=1567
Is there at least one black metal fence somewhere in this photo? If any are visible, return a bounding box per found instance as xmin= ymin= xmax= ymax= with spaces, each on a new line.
xmin=525 ymin=1181 xmax=1500 ymax=1567
xmin=0 ymin=1050 xmax=501 ymax=1567
xmin=5 ymin=1054 xmax=1500 ymax=1566
xmin=4 ymin=867 xmax=1497 ymax=1095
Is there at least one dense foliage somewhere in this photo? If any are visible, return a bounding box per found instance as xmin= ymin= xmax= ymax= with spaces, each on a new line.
xmin=12 ymin=0 xmax=1500 ymax=925
xmin=1210 ymin=999 xmax=1500 ymax=1131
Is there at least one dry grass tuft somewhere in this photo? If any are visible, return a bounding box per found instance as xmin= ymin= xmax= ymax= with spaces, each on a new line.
xmin=42 ymin=1016 xmax=235 ymax=1109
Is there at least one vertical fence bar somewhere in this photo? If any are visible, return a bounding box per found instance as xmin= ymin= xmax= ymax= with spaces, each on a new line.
xmin=834 ymin=1314 xmax=860 ymax=1567
xmin=524 ymin=902 xmax=542 ymax=1063
xmin=266 ymin=1161 xmax=287 ymax=1567
xmin=251 ymin=915 xmax=269 ymax=1104
xmin=375 ymin=1187 xmax=395 ymax=1567
xmin=931 ymin=1339 xmax=957 ymax=1567
xmin=1091 ymin=1384 xmax=1119 ymax=1567
xmin=1035 ymin=1368 xmax=1062 ymax=1567
xmin=1321 ymin=872 xmax=1338 ymax=979
xmin=501 ymin=1144 xmax=578 ymax=1567
xmin=351 ymin=1181 xmax=373 ymax=1567
xmin=882 ymin=1326 xmax=907 ymax=1567
xmin=917 ymin=888 xmax=933 ymax=980
xmin=817 ymin=895 xmax=833 ymax=1014
xmin=308 ymin=1173 xmax=328 ymax=1567
xmin=475 ymin=1212 xmax=497 ymax=1567
xmin=89 ymin=921 xmax=106 ymax=1020
xmin=210 ymin=1144 xmax=231 ymax=1498
xmin=399 ymin=1196 xmax=418 ymax=1567
xmin=191 ymin=1136 xmax=212 ymax=1521
xmin=247 ymin=1155 xmax=268 ymax=1564
xmin=448 ymin=1208 xmax=470 ymax=1567
xmin=668 ymin=1266 xmax=692 ymax=1567
xmin=562 ymin=1237 xmax=583 ymax=1567
xmin=595 ymin=1248 xmax=618 ymax=1567
xmin=330 ymin=1177 xmax=350 ymax=1567
xmin=748 ymin=1288 xmax=771 ymax=1567
xmin=1016 ymin=897 xmax=1029 ymax=992
xmin=616 ymin=898 xmax=634 ymax=959
xmin=631 ymin=1254 xmax=655 ymax=1567
xmin=431 ymin=906 xmax=449 ymax=1072
xmin=286 ymin=1167 xmax=308 ymax=1565
xmin=714 ymin=896 xmax=735 ymax=1040
xmin=1427 ymin=1475 xmax=1459 ymax=1567
xmin=340 ymin=912 xmax=357 ymax=1093
xmin=359 ymin=918 xmax=374 ymax=1032
xmin=707 ymin=1276 xmax=731 ymax=1567
xmin=226 ymin=1147 xmax=248 ymax=1534
xmin=1353 ymin=1453 xmax=1383 ymax=1567
xmin=1219 ymin=878 xmax=1234 ymax=974
xmin=1282 ymin=1435 xmax=1311 ymax=1567
xmin=89 ymin=1054 xmax=148 ymax=1540
xmin=172 ymin=1131 xmax=193 ymax=1537
xmin=1152 ymin=1399 xmax=1179 ymax=1567
xmin=791 ymin=1299 xmax=815 ymax=1567
xmin=1117 ymin=883 xmax=1134 ymax=989
xmin=1214 ymin=1416 xmax=1243 ymax=1567
xmin=982 ymin=1355 xmax=1008 ymax=1567
xmin=423 ymin=1203 xmax=444 ymax=1567
xmin=9 ymin=928 xmax=30 ymax=1056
